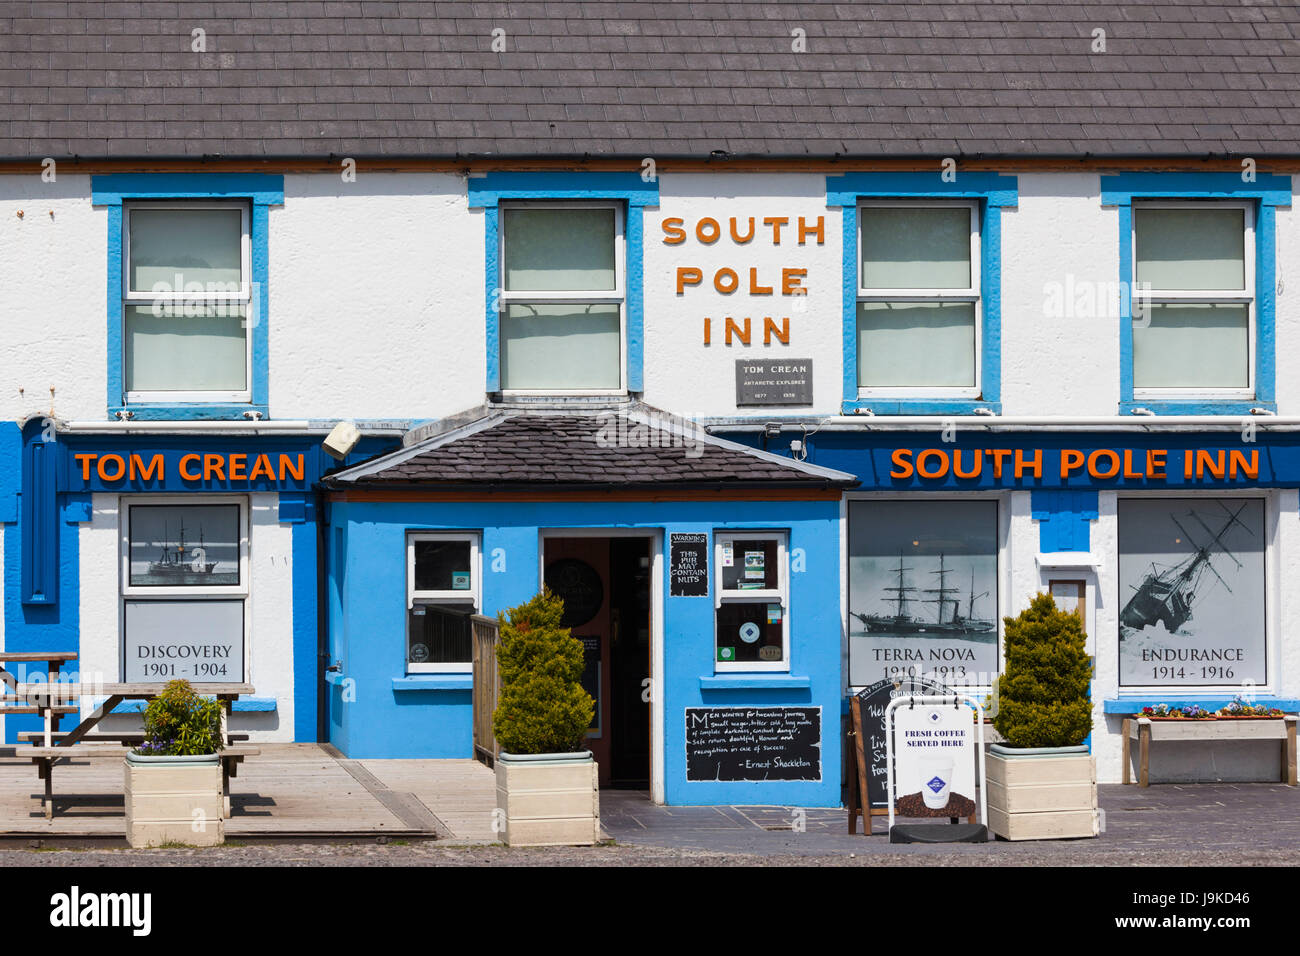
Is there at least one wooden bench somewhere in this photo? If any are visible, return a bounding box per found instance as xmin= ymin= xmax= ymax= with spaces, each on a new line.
xmin=1122 ymin=715 xmax=1298 ymax=787
xmin=7 ymin=676 xmax=259 ymax=819
xmin=27 ymin=744 xmax=261 ymax=820
xmin=16 ymin=731 xmax=250 ymax=744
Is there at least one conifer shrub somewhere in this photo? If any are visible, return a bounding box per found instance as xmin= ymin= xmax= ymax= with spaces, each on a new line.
xmin=492 ymin=589 xmax=595 ymax=755
xmin=992 ymin=593 xmax=1093 ymax=748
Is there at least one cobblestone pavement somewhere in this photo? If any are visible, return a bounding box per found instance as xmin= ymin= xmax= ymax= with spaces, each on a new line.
xmin=3 ymin=783 xmax=1296 ymax=866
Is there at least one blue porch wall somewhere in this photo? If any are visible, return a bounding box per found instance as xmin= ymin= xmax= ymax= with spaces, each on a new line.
xmin=326 ymin=496 xmax=843 ymax=807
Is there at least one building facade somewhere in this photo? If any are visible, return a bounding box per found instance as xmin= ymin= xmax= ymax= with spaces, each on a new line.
xmin=3 ymin=4 xmax=1300 ymax=806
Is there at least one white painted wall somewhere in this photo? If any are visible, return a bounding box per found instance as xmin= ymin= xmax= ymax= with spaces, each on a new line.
xmin=1000 ymin=172 xmax=1121 ymax=416
xmin=269 ymin=173 xmax=484 ymax=421
xmin=0 ymin=169 xmax=1294 ymax=421
xmin=0 ymin=174 xmax=106 ymax=424
xmin=79 ymin=492 xmax=294 ymax=742
xmin=643 ymin=172 xmax=843 ymax=417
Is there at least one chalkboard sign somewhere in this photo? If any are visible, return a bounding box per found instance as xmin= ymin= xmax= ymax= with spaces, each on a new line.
xmin=685 ymin=706 xmax=821 ymax=781
xmin=669 ymin=533 xmax=709 ymax=597
xmin=854 ymin=677 xmax=953 ymax=810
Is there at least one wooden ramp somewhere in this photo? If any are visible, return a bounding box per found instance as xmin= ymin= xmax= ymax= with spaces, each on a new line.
xmin=0 ymin=743 xmax=498 ymax=843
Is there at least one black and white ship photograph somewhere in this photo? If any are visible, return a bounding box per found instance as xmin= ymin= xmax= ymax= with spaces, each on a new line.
xmin=1117 ymin=498 xmax=1266 ymax=687
xmin=848 ymin=499 xmax=998 ymax=686
xmin=127 ymin=504 xmax=241 ymax=588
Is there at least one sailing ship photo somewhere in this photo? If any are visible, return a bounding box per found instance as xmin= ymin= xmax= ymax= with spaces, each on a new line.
xmin=1117 ymin=498 xmax=1265 ymax=687
xmin=848 ymin=500 xmax=998 ymax=686
xmin=128 ymin=504 xmax=241 ymax=587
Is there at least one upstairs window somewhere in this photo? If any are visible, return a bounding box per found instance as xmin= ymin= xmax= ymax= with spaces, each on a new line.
xmin=123 ymin=203 xmax=251 ymax=403
xmin=498 ymin=203 xmax=625 ymax=393
xmin=1132 ymin=203 xmax=1253 ymax=396
xmin=856 ymin=202 xmax=980 ymax=396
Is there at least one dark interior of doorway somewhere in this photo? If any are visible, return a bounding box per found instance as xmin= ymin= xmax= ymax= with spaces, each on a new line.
xmin=543 ymin=536 xmax=651 ymax=790
xmin=608 ymin=537 xmax=651 ymax=789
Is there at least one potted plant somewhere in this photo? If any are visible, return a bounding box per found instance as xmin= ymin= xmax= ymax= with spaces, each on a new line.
xmin=986 ymin=593 xmax=1098 ymax=841
xmin=491 ymin=589 xmax=599 ymax=847
xmin=124 ymin=679 xmax=225 ymax=848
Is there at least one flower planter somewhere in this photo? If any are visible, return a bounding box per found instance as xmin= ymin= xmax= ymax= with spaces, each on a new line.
xmin=985 ymin=744 xmax=1098 ymax=841
xmin=124 ymin=753 xmax=225 ymax=848
xmin=495 ymin=751 xmax=600 ymax=847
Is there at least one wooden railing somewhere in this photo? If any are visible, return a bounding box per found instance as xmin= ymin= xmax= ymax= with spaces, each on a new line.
xmin=471 ymin=614 xmax=501 ymax=767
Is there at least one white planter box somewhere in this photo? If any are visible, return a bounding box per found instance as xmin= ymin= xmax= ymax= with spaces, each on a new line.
xmin=495 ymin=751 xmax=600 ymax=847
xmin=985 ymin=745 xmax=1098 ymax=841
xmin=124 ymin=753 xmax=225 ymax=849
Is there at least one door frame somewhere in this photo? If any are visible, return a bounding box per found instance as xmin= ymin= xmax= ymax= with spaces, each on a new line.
xmin=539 ymin=528 xmax=664 ymax=804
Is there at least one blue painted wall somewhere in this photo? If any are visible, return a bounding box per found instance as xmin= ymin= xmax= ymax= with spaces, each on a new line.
xmin=1 ymin=426 xmax=399 ymax=743
xmin=326 ymin=496 xmax=843 ymax=807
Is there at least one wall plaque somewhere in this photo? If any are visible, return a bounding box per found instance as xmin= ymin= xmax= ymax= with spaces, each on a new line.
xmin=735 ymin=359 xmax=813 ymax=406
xmin=669 ymin=533 xmax=709 ymax=597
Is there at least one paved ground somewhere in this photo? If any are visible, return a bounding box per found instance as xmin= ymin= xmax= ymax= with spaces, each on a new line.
xmin=4 ymin=781 xmax=1297 ymax=865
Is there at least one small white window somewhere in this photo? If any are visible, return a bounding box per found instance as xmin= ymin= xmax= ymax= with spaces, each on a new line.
xmin=406 ymin=532 xmax=480 ymax=673
xmin=498 ymin=203 xmax=626 ymax=393
xmin=1132 ymin=202 xmax=1254 ymax=396
xmin=123 ymin=202 xmax=252 ymax=404
xmin=120 ymin=498 xmax=249 ymax=683
xmin=856 ymin=201 xmax=980 ymax=396
xmin=714 ymin=532 xmax=789 ymax=672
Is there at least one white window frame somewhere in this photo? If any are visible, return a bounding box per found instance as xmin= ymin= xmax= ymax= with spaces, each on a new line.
xmin=497 ymin=200 xmax=627 ymax=396
xmin=1114 ymin=490 xmax=1275 ymax=695
xmin=714 ymin=531 xmax=790 ymax=673
xmin=119 ymin=495 xmax=251 ymax=683
xmin=856 ymin=200 xmax=981 ymax=399
xmin=406 ymin=531 xmax=481 ymax=674
xmin=1131 ymin=200 xmax=1255 ymax=400
xmin=122 ymin=201 xmax=253 ymax=404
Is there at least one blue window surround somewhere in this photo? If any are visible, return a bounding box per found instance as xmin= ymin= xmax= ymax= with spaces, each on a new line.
xmin=467 ymin=171 xmax=659 ymax=394
xmin=1101 ymin=172 xmax=1291 ymax=416
xmin=826 ymin=172 xmax=1018 ymax=415
xmin=91 ymin=173 xmax=285 ymax=421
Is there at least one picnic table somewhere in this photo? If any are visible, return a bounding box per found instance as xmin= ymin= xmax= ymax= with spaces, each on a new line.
xmin=1 ymin=653 xmax=259 ymax=818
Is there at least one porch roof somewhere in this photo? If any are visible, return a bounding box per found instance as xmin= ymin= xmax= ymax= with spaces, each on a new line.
xmin=322 ymin=406 xmax=857 ymax=491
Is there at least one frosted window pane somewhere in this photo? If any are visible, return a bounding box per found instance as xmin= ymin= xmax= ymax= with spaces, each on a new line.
xmin=1133 ymin=304 xmax=1248 ymax=388
xmin=125 ymin=305 xmax=248 ymax=391
xmin=861 ymin=206 xmax=971 ymax=289
xmin=129 ymin=208 xmax=244 ymax=293
xmin=857 ymin=302 xmax=976 ymax=387
xmin=501 ymin=303 xmax=621 ymax=389
xmin=1135 ymin=208 xmax=1245 ymax=290
xmin=503 ymin=208 xmax=616 ymax=291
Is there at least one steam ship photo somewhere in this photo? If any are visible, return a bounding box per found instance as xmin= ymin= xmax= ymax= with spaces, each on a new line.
xmin=139 ymin=524 xmax=238 ymax=586
xmin=852 ymin=553 xmax=996 ymax=642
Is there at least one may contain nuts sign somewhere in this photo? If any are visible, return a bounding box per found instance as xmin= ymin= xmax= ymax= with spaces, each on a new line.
xmin=891 ymin=702 xmax=977 ymax=819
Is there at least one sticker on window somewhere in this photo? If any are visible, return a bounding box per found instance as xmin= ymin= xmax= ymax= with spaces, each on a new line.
xmin=452 ymin=572 xmax=471 ymax=590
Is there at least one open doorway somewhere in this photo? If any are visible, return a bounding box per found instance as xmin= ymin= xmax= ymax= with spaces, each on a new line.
xmin=542 ymin=535 xmax=652 ymax=789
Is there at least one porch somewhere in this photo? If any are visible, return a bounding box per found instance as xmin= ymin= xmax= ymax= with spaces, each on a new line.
xmin=0 ymin=743 xmax=498 ymax=845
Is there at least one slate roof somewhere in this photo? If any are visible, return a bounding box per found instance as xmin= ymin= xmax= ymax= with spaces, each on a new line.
xmin=324 ymin=410 xmax=857 ymax=489
xmin=3 ymin=1 xmax=1300 ymax=161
